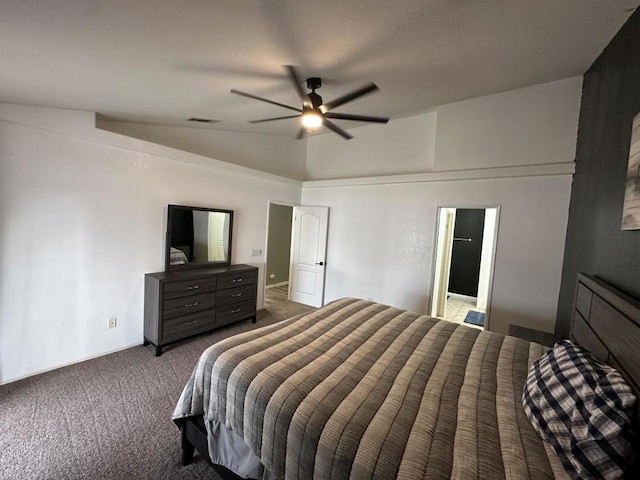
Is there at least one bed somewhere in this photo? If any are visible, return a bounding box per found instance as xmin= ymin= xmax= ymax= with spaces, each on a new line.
xmin=170 ymin=246 xmax=189 ymax=265
xmin=173 ymin=273 xmax=639 ymax=479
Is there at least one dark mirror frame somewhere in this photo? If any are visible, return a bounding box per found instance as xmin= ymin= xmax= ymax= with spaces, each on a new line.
xmin=165 ymin=204 xmax=234 ymax=271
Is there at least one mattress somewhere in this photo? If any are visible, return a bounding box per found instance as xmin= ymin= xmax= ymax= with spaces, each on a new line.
xmin=173 ymin=298 xmax=567 ymax=479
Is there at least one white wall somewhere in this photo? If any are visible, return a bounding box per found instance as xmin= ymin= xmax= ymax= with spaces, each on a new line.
xmin=434 ymin=77 xmax=583 ymax=170
xmin=304 ymin=77 xmax=582 ymax=335
xmin=97 ymin=120 xmax=308 ymax=181
xmin=0 ymin=104 xmax=302 ymax=385
xmin=306 ymin=112 xmax=437 ymax=180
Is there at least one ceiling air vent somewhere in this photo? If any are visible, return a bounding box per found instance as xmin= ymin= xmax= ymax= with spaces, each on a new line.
xmin=187 ymin=117 xmax=220 ymax=124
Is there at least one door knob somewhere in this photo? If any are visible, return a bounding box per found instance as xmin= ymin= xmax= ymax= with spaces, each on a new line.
xmin=316 ymin=261 xmax=325 ymax=266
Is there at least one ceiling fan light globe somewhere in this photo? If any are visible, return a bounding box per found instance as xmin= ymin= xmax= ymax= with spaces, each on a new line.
xmin=302 ymin=111 xmax=323 ymax=129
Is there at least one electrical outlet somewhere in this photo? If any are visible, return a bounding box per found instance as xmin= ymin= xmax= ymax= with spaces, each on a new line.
xmin=250 ymin=248 xmax=262 ymax=256
xmin=107 ymin=316 xmax=117 ymax=329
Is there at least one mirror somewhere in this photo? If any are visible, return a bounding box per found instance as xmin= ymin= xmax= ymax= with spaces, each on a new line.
xmin=166 ymin=205 xmax=233 ymax=270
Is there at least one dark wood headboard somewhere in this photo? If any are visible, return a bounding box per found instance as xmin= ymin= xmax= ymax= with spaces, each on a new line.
xmin=571 ymin=273 xmax=640 ymax=418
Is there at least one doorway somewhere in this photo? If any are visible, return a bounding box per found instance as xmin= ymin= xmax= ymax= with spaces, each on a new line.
xmin=430 ymin=206 xmax=499 ymax=330
xmin=264 ymin=203 xmax=294 ymax=308
xmin=264 ymin=203 xmax=329 ymax=309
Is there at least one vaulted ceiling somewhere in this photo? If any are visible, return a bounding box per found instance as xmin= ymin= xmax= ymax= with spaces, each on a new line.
xmin=1 ymin=1 xmax=637 ymax=138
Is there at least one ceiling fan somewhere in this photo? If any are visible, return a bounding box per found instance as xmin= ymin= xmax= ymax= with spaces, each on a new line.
xmin=230 ymin=66 xmax=389 ymax=140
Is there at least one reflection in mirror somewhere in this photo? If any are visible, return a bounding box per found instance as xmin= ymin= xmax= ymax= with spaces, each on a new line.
xmin=192 ymin=211 xmax=231 ymax=263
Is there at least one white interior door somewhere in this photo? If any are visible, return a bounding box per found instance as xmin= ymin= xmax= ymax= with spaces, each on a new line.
xmin=289 ymin=206 xmax=329 ymax=307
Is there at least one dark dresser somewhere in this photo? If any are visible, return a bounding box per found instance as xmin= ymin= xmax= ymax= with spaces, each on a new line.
xmin=143 ymin=264 xmax=258 ymax=356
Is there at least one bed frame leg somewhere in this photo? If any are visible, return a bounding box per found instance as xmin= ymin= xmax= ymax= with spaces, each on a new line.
xmin=181 ymin=428 xmax=195 ymax=466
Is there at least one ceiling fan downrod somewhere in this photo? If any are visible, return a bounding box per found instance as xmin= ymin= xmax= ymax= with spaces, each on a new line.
xmin=306 ymin=77 xmax=323 ymax=109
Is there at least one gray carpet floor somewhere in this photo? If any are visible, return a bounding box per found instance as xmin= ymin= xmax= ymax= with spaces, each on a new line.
xmin=0 ymin=301 xmax=313 ymax=480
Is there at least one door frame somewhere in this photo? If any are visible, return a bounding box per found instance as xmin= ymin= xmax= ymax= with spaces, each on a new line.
xmin=431 ymin=208 xmax=456 ymax=318
xmin=428 ymin=204 xmax=501 ymax=330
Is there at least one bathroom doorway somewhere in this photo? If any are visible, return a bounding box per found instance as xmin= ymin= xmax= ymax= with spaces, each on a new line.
xmin=430 ymin=206 xmax=500 ymax=330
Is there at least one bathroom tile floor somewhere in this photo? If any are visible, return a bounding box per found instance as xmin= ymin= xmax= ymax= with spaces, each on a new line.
xmin=440 ymin=293 xmax=485 ymax=330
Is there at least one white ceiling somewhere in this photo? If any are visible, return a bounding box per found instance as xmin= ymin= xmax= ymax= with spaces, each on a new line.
xmin=1 ymin=1 xmax=637 ymax=138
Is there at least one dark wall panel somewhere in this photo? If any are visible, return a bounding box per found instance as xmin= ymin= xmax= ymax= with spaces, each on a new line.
xmin=557 ymin=9 xmax=640 ymax=337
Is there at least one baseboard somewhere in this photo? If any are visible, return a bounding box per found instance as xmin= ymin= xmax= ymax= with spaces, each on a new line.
xmin=1 ymin=341 xmax=142 ymax=386
xmin=266 ymin=281 xmax=288 ymax=289
xmin=447 ymin=292 xmax=478 ymax=302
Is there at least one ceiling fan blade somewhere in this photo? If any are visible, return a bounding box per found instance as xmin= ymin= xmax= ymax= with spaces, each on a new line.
xmin=295 ymin=127 xmax=307 ymax=140
xmin=284 ymin=65 xmax=308 ymax=105
xmin=249 ymin=114 xmax=301 ymax=124
xmin=324 ymin=112 xmax=389 ymax=123
xmin=323 ymin=82 xmax=379 ymax=111
xmin=230 ymin=89 xmax=301 ymax=113
xmin=323 ymin=119 xmax=353 ymax=140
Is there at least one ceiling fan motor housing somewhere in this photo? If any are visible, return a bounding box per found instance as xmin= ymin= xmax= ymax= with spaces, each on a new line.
xmin=306 ymin=77 xmax=323 ymax=108
xmin=308 ymin=92 xmax=323 ymax=109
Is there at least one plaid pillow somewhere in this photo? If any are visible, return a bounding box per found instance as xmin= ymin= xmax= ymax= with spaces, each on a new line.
xmin=522 ymin=340 xmax=636 ymax=479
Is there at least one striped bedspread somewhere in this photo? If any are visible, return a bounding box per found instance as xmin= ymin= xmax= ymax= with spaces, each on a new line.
xmin=169 ymin=247 xmax=188 ymax=265
xmin=173 ymin=298 xmax=568 ymax=479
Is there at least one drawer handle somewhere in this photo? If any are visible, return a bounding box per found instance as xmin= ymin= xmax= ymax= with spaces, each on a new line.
xmin=231 ymin=293 xmax=243 ymax=297
xmin=230 ymin=308 xmax=241 ymax=314
xmin=232 ymin=278 xmax=243 ymax=283
xmin=184 ymin=302 xmax=199 ymax=308
xmin=185 ymin=285 xmax=200 ymax=290
xmin=184 ymin=320 xmax=199 ymax=326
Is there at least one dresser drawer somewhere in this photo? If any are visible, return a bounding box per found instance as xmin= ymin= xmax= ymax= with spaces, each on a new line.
xmin=163 ymin=292 xmax=216 ymax=320
xmin=217 ymin=270 xmax=257 ymax=291
xmin=161 ymin=310 xmax=215 ymax=343
xmin=216 ymin=284 xmax=256 ymax=306
xmin=216 ymin=300 xmax=255 ymax=326
xmin=164 ymin=277 xmax=217 ymax=300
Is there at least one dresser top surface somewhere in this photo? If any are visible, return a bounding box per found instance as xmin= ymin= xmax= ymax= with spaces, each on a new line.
xmin=146 ymin=264 xmax=257 ymax=281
